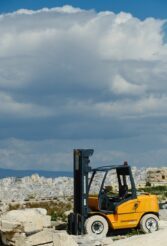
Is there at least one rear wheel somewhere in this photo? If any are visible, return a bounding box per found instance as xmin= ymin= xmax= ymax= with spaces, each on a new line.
xmin=140 ymin=214 xmax=159 ymax=233
xmin=84 ymin=215 xmax=109 ymax=237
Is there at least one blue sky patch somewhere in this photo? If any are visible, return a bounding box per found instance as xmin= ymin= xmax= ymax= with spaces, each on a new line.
xmin=0 ymin=0 xmax=167 ymax=20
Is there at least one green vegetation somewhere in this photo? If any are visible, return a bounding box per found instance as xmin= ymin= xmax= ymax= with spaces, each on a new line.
xmin=138 ymin=185 xmax=167 ymax=201
xmin=50 ymin=201 xmax=72 ymax=221
xmin=8 ymin=199 xmax=73 ymax=222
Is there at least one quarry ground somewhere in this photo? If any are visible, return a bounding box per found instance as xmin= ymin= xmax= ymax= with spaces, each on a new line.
xmin=112 ymin=210 xmax=167 ymax=246
xmin=72 ymin=209 xmax=167 ymax=246
xmin=0 ymin=174 xmax=166 ymax=245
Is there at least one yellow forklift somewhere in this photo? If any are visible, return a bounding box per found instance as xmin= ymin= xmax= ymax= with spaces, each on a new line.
xmin=68 ymin=149 xmax=159 ymax=237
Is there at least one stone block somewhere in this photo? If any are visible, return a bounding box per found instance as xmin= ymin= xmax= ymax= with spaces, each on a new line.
xmin=0 ymin=208 xmax=51 ymax=234
xmin=53 ymin=231 xmax=78 ymax=246
xmin=25 ymin=228 xmax=53 ymax=245
xmin=0 ymin=220 xmax=22 ymax=232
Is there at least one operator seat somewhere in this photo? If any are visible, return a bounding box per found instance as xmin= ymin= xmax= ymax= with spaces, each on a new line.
xmin=119 ymin=184 xmax=128 ymax=199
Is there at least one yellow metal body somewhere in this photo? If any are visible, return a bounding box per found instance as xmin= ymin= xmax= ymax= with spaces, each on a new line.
xmin=88 ymin=194 xmax=159 ymax=230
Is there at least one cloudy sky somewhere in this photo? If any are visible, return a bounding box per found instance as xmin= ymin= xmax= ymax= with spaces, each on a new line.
xmin=0 ymin=1 xmax=167 ymax=170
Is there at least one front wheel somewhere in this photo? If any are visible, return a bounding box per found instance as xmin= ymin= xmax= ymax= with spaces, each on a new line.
xmin=84 ymin=215 xmax=109 ymax=237
xmin=140 ymin=214 xmax=159 ymax=233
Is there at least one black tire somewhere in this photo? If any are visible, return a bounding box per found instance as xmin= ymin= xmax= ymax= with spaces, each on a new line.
xmin=84 ymin=215 xmax=109 ymax=237
xmin=140 ymin=213 xmax=159 ymax=233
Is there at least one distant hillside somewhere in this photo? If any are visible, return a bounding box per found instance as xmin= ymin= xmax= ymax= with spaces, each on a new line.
xmin=0 ymin=168 xmax=72 ymax=179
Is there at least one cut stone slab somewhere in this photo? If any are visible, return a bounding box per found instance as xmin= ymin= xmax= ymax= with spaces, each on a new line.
xmin=1 ymin=232 xmax=26 ymax=246
xmin=25 ymin=228 xmax=53 ymax=245
xmin=0 ymin=228 xmax=78 ymax=246
xmin=1 ymin=230 xmax=54 ymax=246
xmin=0 ymin=220 xmax=22 ymax=232
xmin=42 ymin=244 xmax=54 ymax=246
xmin=53 ymin=231 xmax=78 ymax=246
xmin=102 ymin=237 xmax=113 ymax=245
xmin=0 ymin=208 xmax=51 ymax=234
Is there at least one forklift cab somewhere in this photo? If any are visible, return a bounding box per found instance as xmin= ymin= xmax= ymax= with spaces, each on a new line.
xmin=88 ymin=164 xmax=137 ymax=213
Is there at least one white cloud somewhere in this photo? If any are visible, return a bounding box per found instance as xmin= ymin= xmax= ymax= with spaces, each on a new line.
xmin=93 ymin=95 xmax=167 ymax=119
xmin=0 ymin=6 xmax=167 ymax=169
xmin=111 ymin=75 xmax=146 ymax=95
xmin=0 ymin=92 xmax=53 ymax=118
xmin=5 ymin=5 xmax=83 ymax=16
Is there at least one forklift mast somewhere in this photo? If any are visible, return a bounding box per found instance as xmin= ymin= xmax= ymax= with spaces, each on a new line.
xmin=68 ymin=149 xmax=94 ymax=235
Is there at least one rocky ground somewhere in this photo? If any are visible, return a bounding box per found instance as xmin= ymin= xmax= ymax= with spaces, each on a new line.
xmin=0 ymin=208 xmax=166 ymax=246
xmin=0 ymin=167 xmax=153 ymax=202
xmin=0 ymin=169 xmax=166 ymax=245
xmin=72 ymin=209 xmax=167 ymax=246
xmin=0 ymin=175 xmax=73 ymax=202
xmin=0 ymin=167 xmax=166 ymax=202
xmin=113 ymin=226 xmax=167 ymax=246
